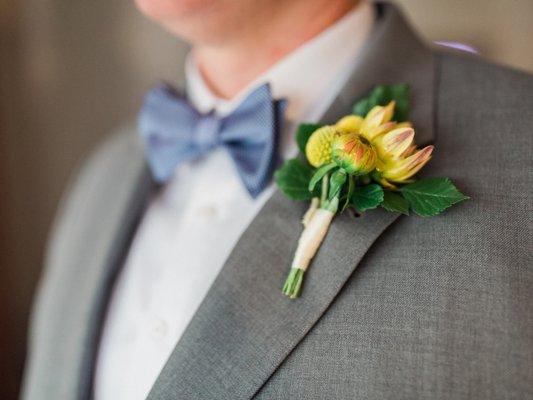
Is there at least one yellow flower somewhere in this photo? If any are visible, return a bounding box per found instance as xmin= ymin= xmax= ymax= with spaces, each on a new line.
xmin=333 ymin=101 xmax=433 ymax=187
xmin=332 ymin=132 xmax=377 ymax=175
xmin=305 ymin=126 xmax=336 ymax=167
xmin=304 ymin=101 xmax=432 ymax=185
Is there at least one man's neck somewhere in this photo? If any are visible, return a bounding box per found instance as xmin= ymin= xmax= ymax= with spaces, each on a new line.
xmin=193 ymin=0 xmax=359 ymax=99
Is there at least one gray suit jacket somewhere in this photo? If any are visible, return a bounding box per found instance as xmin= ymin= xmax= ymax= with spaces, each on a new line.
xmin=22 ymin=3 xmax=533 ymax=400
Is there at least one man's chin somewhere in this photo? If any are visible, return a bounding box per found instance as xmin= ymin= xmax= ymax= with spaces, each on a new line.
xmin=135 ymin=0 xmax=236 ymax=43
xmin=134 ymin=0 xmax=219 ymax=20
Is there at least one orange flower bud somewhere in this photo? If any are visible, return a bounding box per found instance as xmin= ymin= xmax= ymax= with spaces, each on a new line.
xmin=332 ymin=133 xmax=377 ymax=175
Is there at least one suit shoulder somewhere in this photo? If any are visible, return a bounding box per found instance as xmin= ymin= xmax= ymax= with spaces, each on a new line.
xmin=438 ymin=50 xmax=533 ymax=83
xmin=436 ymin=52 xmax=533 ymax=145
xmin=433 ymin=52 xmax=532 ymax=200
xmin=59 ymin=125 xmax=143 ymax=211
xmin=76 ymin=125 xmax=144 ymax=185
xmin=437 ymin=51 xmax=533 ymax=108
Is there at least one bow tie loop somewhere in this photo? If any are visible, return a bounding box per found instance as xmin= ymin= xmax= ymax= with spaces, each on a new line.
xmin=138 ymin=82 xmax=285 ymax=198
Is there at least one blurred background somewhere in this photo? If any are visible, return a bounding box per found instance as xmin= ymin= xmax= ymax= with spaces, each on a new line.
xmin=1 ymin=0 xmax=532 ymax=398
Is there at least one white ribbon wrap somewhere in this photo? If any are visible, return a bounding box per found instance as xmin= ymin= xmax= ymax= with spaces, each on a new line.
xmin=291 ymin=208 xmax=335 ymax=271
xmin=302 ymin=197 xmax=319 ymax=227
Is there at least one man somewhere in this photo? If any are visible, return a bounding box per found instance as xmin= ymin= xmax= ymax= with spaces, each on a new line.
xmin=22 ymin=0 xmax=533 ymax=399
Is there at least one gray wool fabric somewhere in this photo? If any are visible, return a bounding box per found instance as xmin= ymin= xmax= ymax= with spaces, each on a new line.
xmin=21 ymin=3 xmax=533 ymax=400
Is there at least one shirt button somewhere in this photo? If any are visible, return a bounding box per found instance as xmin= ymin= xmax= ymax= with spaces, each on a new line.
xmin=150 ymin=318 xmax=168 ymax=340
xmin=197 ymin=204 xmax=218 ymax=218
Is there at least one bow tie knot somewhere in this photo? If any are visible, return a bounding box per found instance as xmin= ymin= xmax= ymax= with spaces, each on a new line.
xmin=193 ymin=113 xmax=221 ymax=152
xmin=138 ymin=83 xmax=286 ymax=198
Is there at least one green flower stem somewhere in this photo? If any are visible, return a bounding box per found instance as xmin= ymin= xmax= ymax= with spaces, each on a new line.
xmin=342 ymin=175 xmax=355 ymax=212
xmin=282 ymin=268 xmax=305 ymax=299
xmin=328 ymin=169 xmax=347 ymax=200
xmin=323 ymin=196 xmax=339 ymax=213
xmin=320 ymin=174 xmax=329 ymax=207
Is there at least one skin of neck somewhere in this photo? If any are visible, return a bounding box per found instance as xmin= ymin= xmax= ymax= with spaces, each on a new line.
xmin=193 ymin=0 xmax=358 ymax=99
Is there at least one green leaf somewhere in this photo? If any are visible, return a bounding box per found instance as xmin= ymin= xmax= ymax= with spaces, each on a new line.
xmin=308 ymin=162 xmax=337 ymax=192
xmin=399 ymin=178 xmax=469 ymax=217
xmin=274 ymin=158 xmax=317 ymax=200
xmin=350 ymin=184 xmax=384 ymax=212
xmin=295 ymin=123 xmax=324 ymax=154
xmin=352 ymin=98 xmax=371 ymax=119
xmin=381 ymin=191 xmax=410 ymax=215
xmin=353 ymin=84 xmax=410 ymax=122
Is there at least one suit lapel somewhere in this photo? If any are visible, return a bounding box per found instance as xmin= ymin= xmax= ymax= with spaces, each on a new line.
xmin=147 ymin=193 xmax=400 ymax=400
xmin=148 ymin=3 xmax=437 ymax=399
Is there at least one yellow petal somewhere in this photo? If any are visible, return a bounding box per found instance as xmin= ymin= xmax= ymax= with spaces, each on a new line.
xmin=363 ymin=121 xmax=396 ymax=141
xmin=378 ymin=127 xmax=415 ymax=159
xmin=361 ymin=105 xmax=386 ymax=131
xmin=383 ymin=145 xmax=434 ymax=182
xmin=401 ymin=144 xmax=417 ymax=157
xmin=382 ymin=101 xmax=396 ymax=123
xmin=335 ymin=115 xmax=363 ymax=133
xmin=360 ymin=102 xmax=396 ymax=139
xmin=379 ymin=177 xmax=397 ymax=190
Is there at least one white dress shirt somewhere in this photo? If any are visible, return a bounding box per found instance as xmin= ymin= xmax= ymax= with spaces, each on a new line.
xmin=94 ymin=3 xmax=375 ymax=399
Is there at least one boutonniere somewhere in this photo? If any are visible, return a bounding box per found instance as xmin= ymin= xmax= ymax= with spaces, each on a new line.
xmin=275 ymin=84 xmax=469 ymax=299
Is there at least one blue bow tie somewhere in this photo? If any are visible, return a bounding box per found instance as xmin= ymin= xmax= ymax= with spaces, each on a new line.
xmin=138 ymin=82 xmax=286 ymax=198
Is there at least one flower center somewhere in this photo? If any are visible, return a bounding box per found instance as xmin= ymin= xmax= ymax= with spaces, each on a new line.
xmin=359 ymin=135 xmax=371 ymax=146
